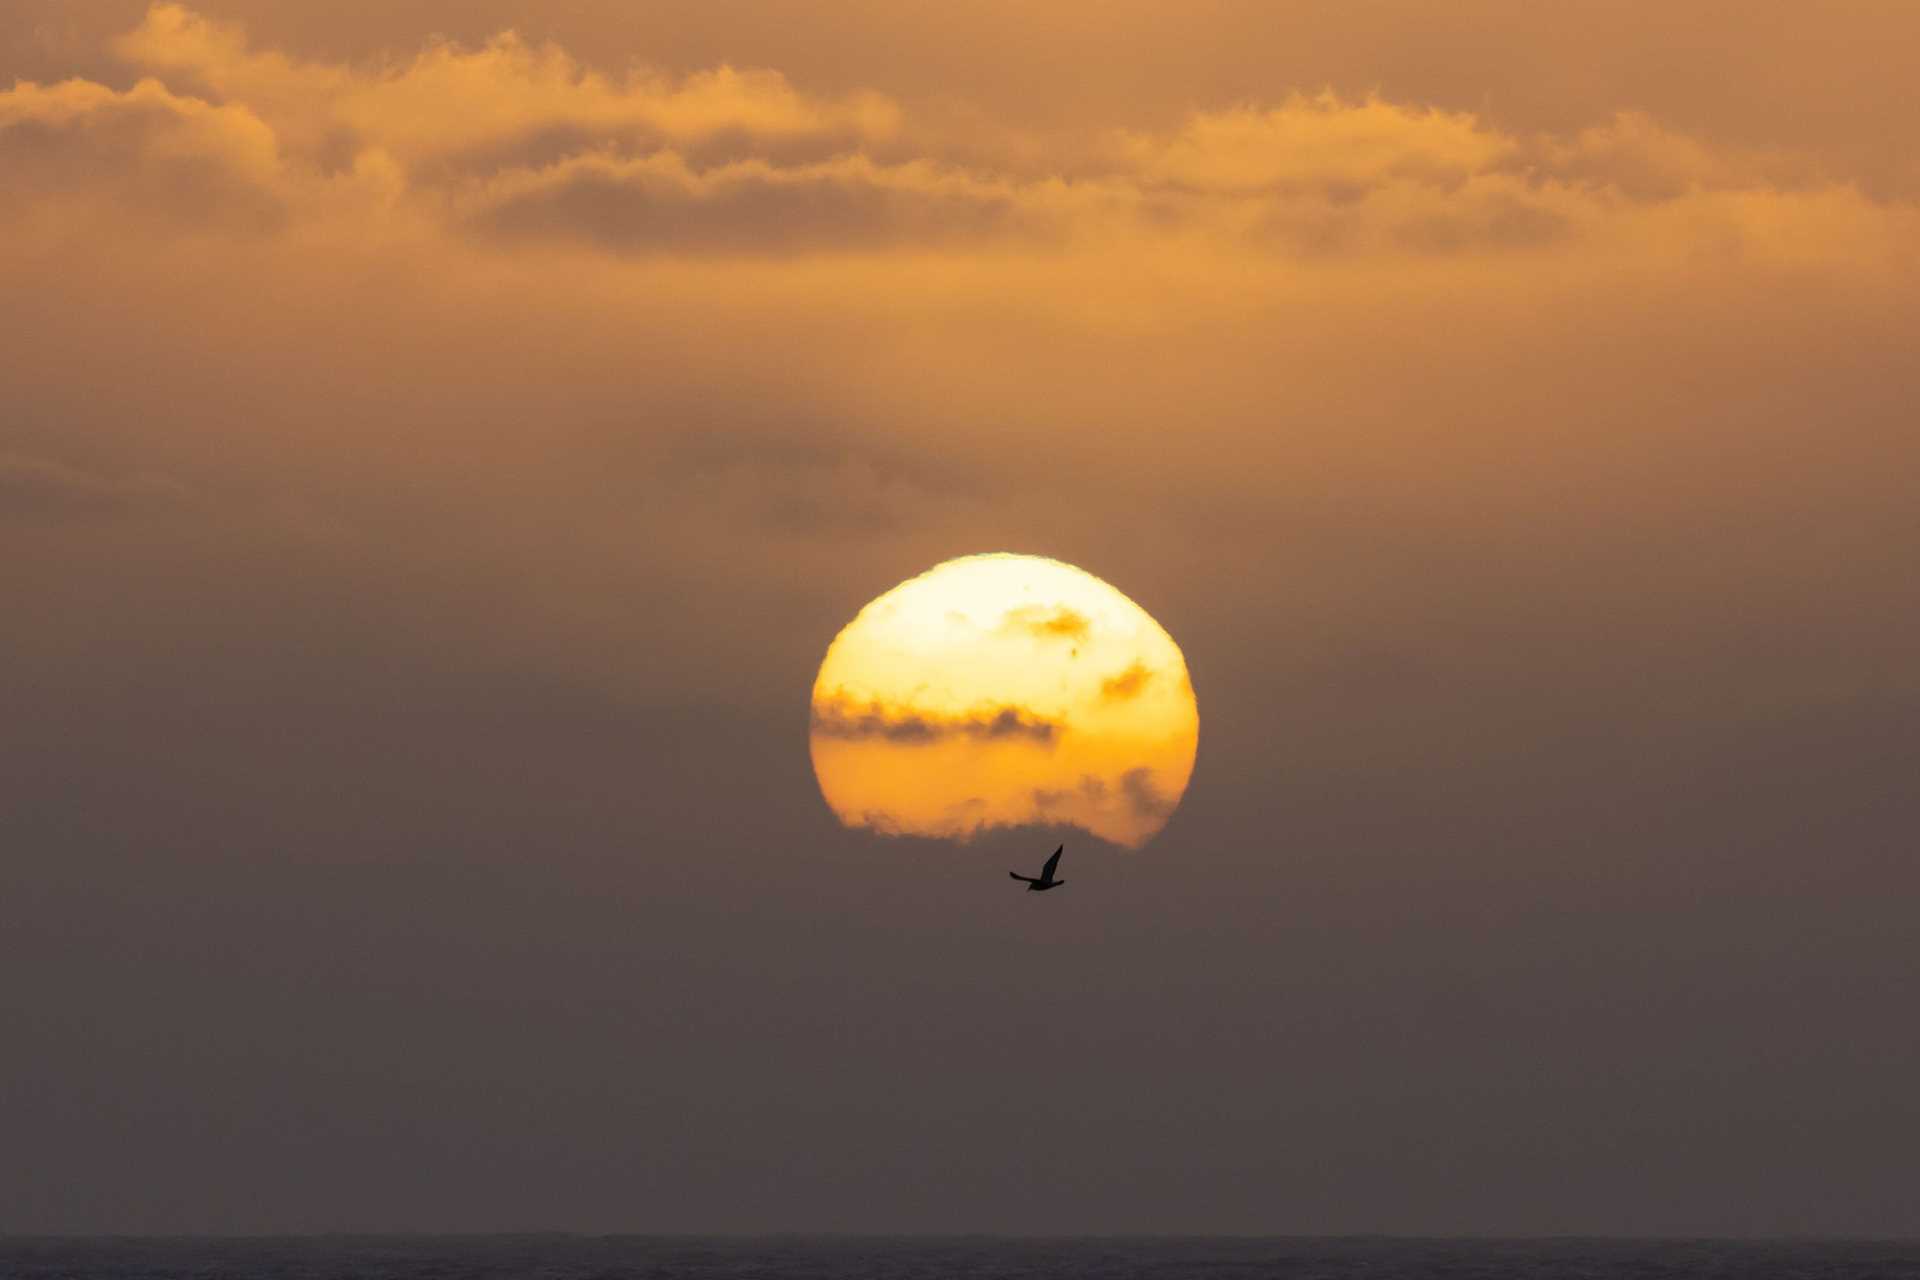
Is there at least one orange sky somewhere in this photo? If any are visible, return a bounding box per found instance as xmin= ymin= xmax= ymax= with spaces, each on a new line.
xmin=4 ymin=1 xmax=1919 ymax=1235
xmin=6 ymin=2 xmax=1916 ymax=713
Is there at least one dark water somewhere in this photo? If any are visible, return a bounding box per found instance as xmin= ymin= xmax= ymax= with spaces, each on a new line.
xmin=4 ymin=1237 xmax=1920 ymax=1280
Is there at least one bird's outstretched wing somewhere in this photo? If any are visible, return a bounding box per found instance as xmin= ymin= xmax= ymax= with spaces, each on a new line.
xmin=1042 ymin=845 xmax=1063 ymax=880
xmin=1009 ymin=872 xmax=1037 ymax=883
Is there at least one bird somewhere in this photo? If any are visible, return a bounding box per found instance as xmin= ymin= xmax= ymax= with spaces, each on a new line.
xmin=1010 ymin=844 xmax=1066 ymax=892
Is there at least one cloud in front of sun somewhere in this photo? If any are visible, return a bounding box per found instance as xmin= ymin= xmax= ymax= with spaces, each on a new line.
xmin=810 ymin=554 xmax=1199 ymax=850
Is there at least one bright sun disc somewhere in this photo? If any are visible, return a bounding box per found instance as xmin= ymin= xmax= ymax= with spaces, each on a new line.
xmin=810 ymin=553 xmax=1199 ymax=849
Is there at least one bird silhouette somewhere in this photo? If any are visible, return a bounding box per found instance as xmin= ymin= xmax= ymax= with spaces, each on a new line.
xmin=1009 ymin=844 xmax=1066 ymax=892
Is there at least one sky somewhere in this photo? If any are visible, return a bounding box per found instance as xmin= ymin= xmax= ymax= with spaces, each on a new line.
xmin=3 ymin=1 xmax=1918 ymax=1235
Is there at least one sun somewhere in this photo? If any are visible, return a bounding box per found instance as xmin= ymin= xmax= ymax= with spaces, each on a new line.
xmin=809 ymin=553 xmax=1199 ymax=849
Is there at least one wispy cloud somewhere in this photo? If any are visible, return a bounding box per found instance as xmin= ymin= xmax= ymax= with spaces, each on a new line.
xmin=1100 ymin=662 xmax=1154 ymax=702
xmin=0 ymin=453 xmax=188 ymax=518
xmin=1002 ymin=606 xmax=1092 ymax=643
xmin=811 ymin=694 xmax=1059 ymax=745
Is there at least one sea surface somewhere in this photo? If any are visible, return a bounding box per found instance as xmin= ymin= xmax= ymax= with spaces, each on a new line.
xmin=3 ymin=1237 xmax=1918 ymax=1280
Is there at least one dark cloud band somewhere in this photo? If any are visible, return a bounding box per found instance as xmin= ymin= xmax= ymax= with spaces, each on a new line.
xmin=811 ymin=694 xmax=1059 ymax=745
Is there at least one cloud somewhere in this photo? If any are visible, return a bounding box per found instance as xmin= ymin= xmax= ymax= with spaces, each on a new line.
xmin=656 ymin=432 xmax=987 ymax=537
xmin=1100 ymin=662 xmax=1155 ymax=702
xmin=1101 ymin=97 xmax=1867 ymax=255
xmin=113 ymin=2 xmax=899 ymax=169
xmin=449 ymin=87 xmax=1881 ymax=259
xmin=1119 ymin=767 xmax=1175 ymax=822
xmin=0 ymin=453 xmax=188 ymax=518
xmin=1032 ymin=770 xmax=1174 ymax=834
xmin=1117 ymin=94 xmax=1513 ymax=196
xmin=1031 ymin=786 xmax=1071 ymax=810
xmin=5 ymin=7 xmax=1906 ymax=265
xmin=1539 ymin=111 xmax=1825 ymax=199
xmin=468 ymin=152 xmax=1039 ymax=254
xmin=0 ymin=76 xmax=283 ymax=227
xmin=1001 ymin=605 xmax=1091 ymax=642
xmin=810 ymin=694 xmax=1059 ymax=745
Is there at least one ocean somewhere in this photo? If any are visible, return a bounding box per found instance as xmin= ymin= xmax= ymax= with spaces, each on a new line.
xmin=3 ymin=1237 xmax=1918 ymax=1280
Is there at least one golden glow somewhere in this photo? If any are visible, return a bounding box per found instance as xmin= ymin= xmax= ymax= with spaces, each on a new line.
xmin=810 ymin=554 xmax=1198 ymax=849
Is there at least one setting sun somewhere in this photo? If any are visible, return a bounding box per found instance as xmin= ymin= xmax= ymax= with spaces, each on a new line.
xmin=810 ymin=554 xmax=1199 ymax=849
